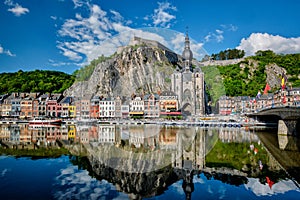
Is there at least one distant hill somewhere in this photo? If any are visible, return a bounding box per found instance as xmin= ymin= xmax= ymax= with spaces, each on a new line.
xmin=201 ymin=50 xmax=300 ymax=104
xmin=2 ymin=47 xmax=298 ymax=104
xmin=0 ymin=70 xmax=75 ymax=94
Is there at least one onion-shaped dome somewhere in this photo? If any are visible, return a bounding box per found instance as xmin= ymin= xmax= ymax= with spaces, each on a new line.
xmin=182 ymin=32 xmax=193 ymax=62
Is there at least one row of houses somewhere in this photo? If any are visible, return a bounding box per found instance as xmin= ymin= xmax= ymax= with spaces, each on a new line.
xmin=218 ymin=88 xmax=300 ymax=115
xmin=2 ymin=87 xmax=299 ymax=119
xmin=0 ymin=91 xmax=180 ymax=120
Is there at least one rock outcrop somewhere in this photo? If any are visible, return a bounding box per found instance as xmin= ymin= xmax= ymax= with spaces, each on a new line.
xmin=64 ymin=38 xmax=181 ymax=98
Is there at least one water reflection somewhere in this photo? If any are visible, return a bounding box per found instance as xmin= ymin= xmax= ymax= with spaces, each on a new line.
xmin=1 ymin=124 xmax=300 ymax=199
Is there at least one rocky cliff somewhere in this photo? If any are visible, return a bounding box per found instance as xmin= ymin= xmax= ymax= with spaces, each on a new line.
xmin=64 ymin=39 xmax=181 ymax=98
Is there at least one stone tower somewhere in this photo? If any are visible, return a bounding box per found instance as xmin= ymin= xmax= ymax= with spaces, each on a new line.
xmin=171 ymin=30 xmax=205 ymax=116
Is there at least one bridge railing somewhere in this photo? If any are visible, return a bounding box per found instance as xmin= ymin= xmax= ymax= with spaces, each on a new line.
xmin=243 ymin=104 xmax=299 ymax=115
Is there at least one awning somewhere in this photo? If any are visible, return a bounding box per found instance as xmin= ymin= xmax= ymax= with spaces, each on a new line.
xmin=129 ymin=111 xmax=144 ymax=115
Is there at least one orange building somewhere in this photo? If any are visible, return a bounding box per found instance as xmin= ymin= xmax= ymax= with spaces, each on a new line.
xmin=20 ymin=98 xmax=33 ymax=119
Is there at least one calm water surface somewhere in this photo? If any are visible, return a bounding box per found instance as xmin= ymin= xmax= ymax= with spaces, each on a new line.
xmin=0 ymin=124 xmax=299 ymax=199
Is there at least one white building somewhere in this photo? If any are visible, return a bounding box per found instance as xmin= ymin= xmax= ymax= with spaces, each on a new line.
xmin=129 ymin=96 xmax=144 ymax=117
xmin=99 ymin=98 xmax=115 ymax=118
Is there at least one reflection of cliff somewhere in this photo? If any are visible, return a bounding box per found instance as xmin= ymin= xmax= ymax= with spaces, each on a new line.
xmin=86 ymin=143 xmax=174 ymax=173
xmin=91 ymin=162 xmax=178 ymax=199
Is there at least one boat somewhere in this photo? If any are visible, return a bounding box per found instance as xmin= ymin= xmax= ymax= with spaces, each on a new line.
xmin=75 ymin=117 xmax=97 ymax=125
xmin=29 ymin=117 xmax=62 ymax=125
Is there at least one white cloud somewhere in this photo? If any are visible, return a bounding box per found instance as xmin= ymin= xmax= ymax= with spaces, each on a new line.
xmin=57 ymin=3 xmax=173 ymax=64
xmin=5 ymin=49 xmax=15 ymax=57
xmin=4 ymin=0 xmax=29 ymax=16
xmin=204 ymin=24 xmax=238 ymax=44
xmin=0 ymin=44 xmax=16 ymax=57
xmin=57 ymin=2 xmax=207 ymax=65
xmin=237 ymin=33 xmax=300 ymax=56
xmin=72 ymin=0 xmax=87 ymax=8
xmin=204 ymin=31 xmax=224 ymax=43
xmin=8 ymin=5 xmax=29 ymax=16
xmin=216 ymin=29 xmax=223 ymax=35
xmin=57 ymin=44 xmax=82 ymax=61
xmin=221 ymin=24 xmax=238 ymax=32
xmin=152 ymin=2 xmax=177 ymax=28
xmin=110 ymin=10 xmax=123 ymax=22
xmin=4 ymin=0 xmax=13 ymax=6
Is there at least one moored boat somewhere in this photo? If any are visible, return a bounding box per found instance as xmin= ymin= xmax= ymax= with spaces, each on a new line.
xmin=29 ymin=117 xmax=62 ymax=125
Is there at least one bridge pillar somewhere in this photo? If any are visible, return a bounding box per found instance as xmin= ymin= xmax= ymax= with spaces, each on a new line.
xmin=278 ymin=119 xmax=298 ymax=137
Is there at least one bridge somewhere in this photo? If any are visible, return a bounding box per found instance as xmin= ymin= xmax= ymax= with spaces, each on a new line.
xmin=247 ymin=107 xmax=300 ymax=137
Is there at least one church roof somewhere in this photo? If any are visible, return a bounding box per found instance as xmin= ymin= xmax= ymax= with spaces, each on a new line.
xmin=182 ymin=32 xmax=193 ymax=62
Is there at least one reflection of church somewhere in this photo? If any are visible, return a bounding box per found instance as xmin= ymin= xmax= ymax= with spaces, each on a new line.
xmin=173 ymin=127 xmax=206 ymax=200
xmin=171 ymin=31 xmax=205 ymax=116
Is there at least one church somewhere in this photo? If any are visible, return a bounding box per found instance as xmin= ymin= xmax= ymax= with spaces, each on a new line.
xmin=171 ymin=31 xmax=205 ymax=116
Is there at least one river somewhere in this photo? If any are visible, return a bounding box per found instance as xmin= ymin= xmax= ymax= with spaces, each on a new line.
xmin=0 ymin=123 xmax=299 ymax=199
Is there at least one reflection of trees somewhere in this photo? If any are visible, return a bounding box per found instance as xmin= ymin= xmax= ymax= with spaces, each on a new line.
xmin=203 ymin=172 xmax=248 ymax=186
xmin=89 ymin=160 xmax=178 ymax=199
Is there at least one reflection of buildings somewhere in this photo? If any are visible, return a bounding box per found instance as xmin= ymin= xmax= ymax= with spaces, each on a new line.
xmin=120 ymin=125 xmax=160 ymax=149
xmin=0 ymin=125 xmax=10 ymax=142
xmin=0 ymin=124 xmax=69 ymax=147
xmin=77 ymin=126 xmax=90 ymax=144
xmin=10 ymin=125 xmax=20 ymax=144
xmin=218 ymin=128 xmax=259 ymax=143
xmin=68 ymin=125 xmax=76 ymax=142
xmin=159 ymin=127 xmax=177 ymax=150
xmin=98 ymin=125 xmax=116 ymax=144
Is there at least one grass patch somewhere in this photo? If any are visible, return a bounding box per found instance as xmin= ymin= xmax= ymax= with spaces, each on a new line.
xmin=0 ymin=147 xmax=70 ymax=158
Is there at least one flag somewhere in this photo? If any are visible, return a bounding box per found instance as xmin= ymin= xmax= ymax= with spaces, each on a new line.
xmin=281 ymin=77 xmax=285 ymax=90
xmin=266 ymin=177 xmax=274 ymax=189
xmin=281 ymin=73 xmax=288 ymax=90
xmin=282 ymin=95 xmax=286 ymax=104
xmin=263 ymin=83 xmax=271 ymax=94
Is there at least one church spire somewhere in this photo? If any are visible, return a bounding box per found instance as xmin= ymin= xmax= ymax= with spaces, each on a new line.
xmin=185 ymin=26 xmax=190 ymax=49
xmin=182 ymin=27 xmax=193 ymax=71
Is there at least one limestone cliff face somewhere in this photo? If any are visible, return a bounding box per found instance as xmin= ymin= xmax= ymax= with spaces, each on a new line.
xmin=64 ymin=44 xmax=180 ymax=98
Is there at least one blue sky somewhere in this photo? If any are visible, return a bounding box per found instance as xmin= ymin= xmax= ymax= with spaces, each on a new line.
xmin=0 ymin=0 xmax=299 ymax=74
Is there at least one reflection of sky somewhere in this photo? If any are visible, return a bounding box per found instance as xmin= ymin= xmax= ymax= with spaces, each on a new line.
xmin=53 ymin=164 xmax=128 ymax=200
xmin=245 ymin=178 xmax=300 ymax=196
xmin=146 ymin=173 xmax=300 ymax=200
xmin=0 ymin=155 xmax=128 ymax=200
xmin=1 ymin=155 xmax=300 ymax=200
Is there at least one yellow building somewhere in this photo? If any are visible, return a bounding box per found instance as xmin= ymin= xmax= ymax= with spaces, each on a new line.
xmin=68 ymin=125 xmax=76 ymax=142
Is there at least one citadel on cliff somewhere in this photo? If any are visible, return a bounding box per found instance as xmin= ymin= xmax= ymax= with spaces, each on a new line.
xmin=63 ymin=30 xmax=207 ymax=117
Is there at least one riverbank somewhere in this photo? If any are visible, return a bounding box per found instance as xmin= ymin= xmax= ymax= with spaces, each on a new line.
xmin=0 ymin=116 xmax=278 ymax=129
